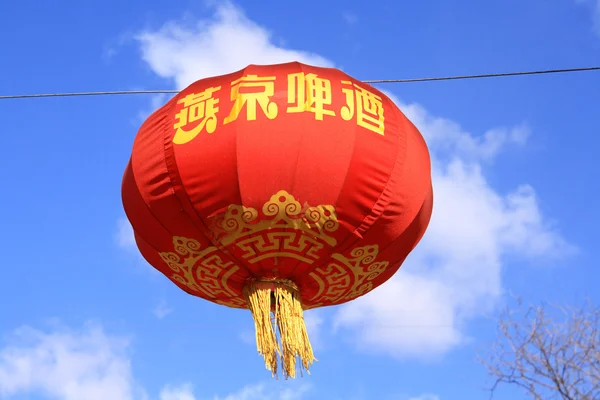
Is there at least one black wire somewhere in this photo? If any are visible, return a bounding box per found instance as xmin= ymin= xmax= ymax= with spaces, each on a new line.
xmin=366 ymin=66 xmax=600 ymax=83
xmin=0 ymin=66 xmax=598 ymax=100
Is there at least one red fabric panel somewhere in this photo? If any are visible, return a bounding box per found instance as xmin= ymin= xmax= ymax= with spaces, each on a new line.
xmin=122 ymin=62 xmax=433 ymax=309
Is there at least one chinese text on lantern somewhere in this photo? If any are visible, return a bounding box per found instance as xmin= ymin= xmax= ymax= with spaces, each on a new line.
xmin=173 ymin=74 xmax=386 ymax=144
xmin=341 ymin=80 xmax=385 ymax=136
xmin=287 ymin=72 xmax=335 ymax=120
xmin=172 ymin=86 xmax=221 ymax=145
xmin=224 ymin=75 xmax=278 ymax=124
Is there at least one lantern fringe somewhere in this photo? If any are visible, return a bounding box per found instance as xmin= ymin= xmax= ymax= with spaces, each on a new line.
xmin=242 ymin=279 xmax=316 ymax=379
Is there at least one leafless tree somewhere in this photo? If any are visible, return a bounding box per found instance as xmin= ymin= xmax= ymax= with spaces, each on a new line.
xmin=478 ymin=297 xmax=600 ymax=400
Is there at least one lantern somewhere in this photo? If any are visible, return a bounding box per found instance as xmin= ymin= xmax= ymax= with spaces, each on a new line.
xmin=121 ymin=62 xmax=433 ymax=379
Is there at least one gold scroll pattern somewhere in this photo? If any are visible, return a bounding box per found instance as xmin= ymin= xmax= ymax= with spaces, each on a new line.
xmin=307 ymin=245 xmax=389 ymax=308
xmin=209 ymin=190 xmax=340 ymax=265
xmin=157 ymin=192 xmax=390 ymax=309
xmin=159 ymin=236 xmax=246 ymax=309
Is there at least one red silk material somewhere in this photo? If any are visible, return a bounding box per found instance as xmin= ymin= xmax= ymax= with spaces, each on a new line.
xmin=122 ymin=62 xmax=433 ymax=310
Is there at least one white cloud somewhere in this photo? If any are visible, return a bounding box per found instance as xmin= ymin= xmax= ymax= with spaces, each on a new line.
xmin=0 ymin=323 xmax=145 ymax=400
xmin=0 ymin=323 xmax=310 ymax=400
xmin=158 ymin=381 xmax=311 ymax=400
xmin=116 ymin=216 xmax=136 ymax=250
xmin=129 ymin=0 xmax=574 ymax=360
xmin=334 ymin=272 xmax=461 ymax=358
xmin=135 ymin=93 xmax=171 ymax=125
xmin=333 ymin=99 xmax=575 ymax=358
xmin=342 ymin=12 xmax=358 ymax=25
xmin=160 ymin=384 xmax=196 ymax=400
xmin=408 ymin=395 xmax=440 ymax=400
xmin=135 ymin=1 xmax=332 ymax=90
xmin=303 ymin=310 xmax=324 ymax=349
xmin=401 ymin=101 xmax=530 ymax=163
xmin=575 ymin=0 xmax=600 ymax=36
xmin=153 ymin=300 xmax=173 ymax=319
xmin=115 ymin=216 xmax=160 ymax=275
xmin=215 ymin=383 xmax=310 ymax=400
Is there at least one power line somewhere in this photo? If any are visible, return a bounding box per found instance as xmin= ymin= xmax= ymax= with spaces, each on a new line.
xmin=0 ymin=89 xmax=179 ymax=100
xmin=365 ymin=66 xmax=600 ymax=83
xmin=0 ymin=66 xmax=598 ymax=101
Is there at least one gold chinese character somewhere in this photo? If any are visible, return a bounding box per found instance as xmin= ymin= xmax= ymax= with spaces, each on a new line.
xmin=172 ymin=86 xmax=221 ymax=145
xmin=287 ymin=72 xmax=335 ymax=120
xmin=341 ymin=80 xmax=385 ymax=135
xmin=223 ymin=75 xmax=278 ymax=124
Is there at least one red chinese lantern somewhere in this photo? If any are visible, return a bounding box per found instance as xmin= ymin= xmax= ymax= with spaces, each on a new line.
xmin=122 ymin=61 xmax=433 ymax=379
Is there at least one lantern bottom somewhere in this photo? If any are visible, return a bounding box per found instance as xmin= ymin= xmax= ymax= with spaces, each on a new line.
xmin=242 ymin=279 xmax=316 ymax=379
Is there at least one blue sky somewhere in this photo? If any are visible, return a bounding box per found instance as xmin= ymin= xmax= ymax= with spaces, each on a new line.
xmin=1 ymin=1 xmax=599 ymax=399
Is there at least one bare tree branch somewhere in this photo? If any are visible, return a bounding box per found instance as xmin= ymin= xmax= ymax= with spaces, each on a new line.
xmin=478 ymin=297 xmax=600 ymax=400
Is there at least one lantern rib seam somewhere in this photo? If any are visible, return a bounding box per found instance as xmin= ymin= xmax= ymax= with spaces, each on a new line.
xmin=163 ymin=79 xmax=257 ymax=282
xmin=126 ymin=157 xmax=221 ymax=301
xmin=231 ymin=99 xmax=263 ymax=279
xmin=297 ymin=94 xmax=418 ymax=288
xmin=359 ymin=191 xmax=433 ymax=283
xmin=230 ymin=64 xmax=267 ymax=279
xmin=126 ymin=144 xmax=186 ymax=253
xmin=286 ymin=62 xmax=313 ymax=281
xmin=288 ymin=70 xmax=368 ymax=282
xmin=351 ymin=92 xmax=408 ymax=236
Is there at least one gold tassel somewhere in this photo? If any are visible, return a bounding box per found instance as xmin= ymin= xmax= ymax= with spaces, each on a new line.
xmin=242 ymin=279 xmax=316 ymax=379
